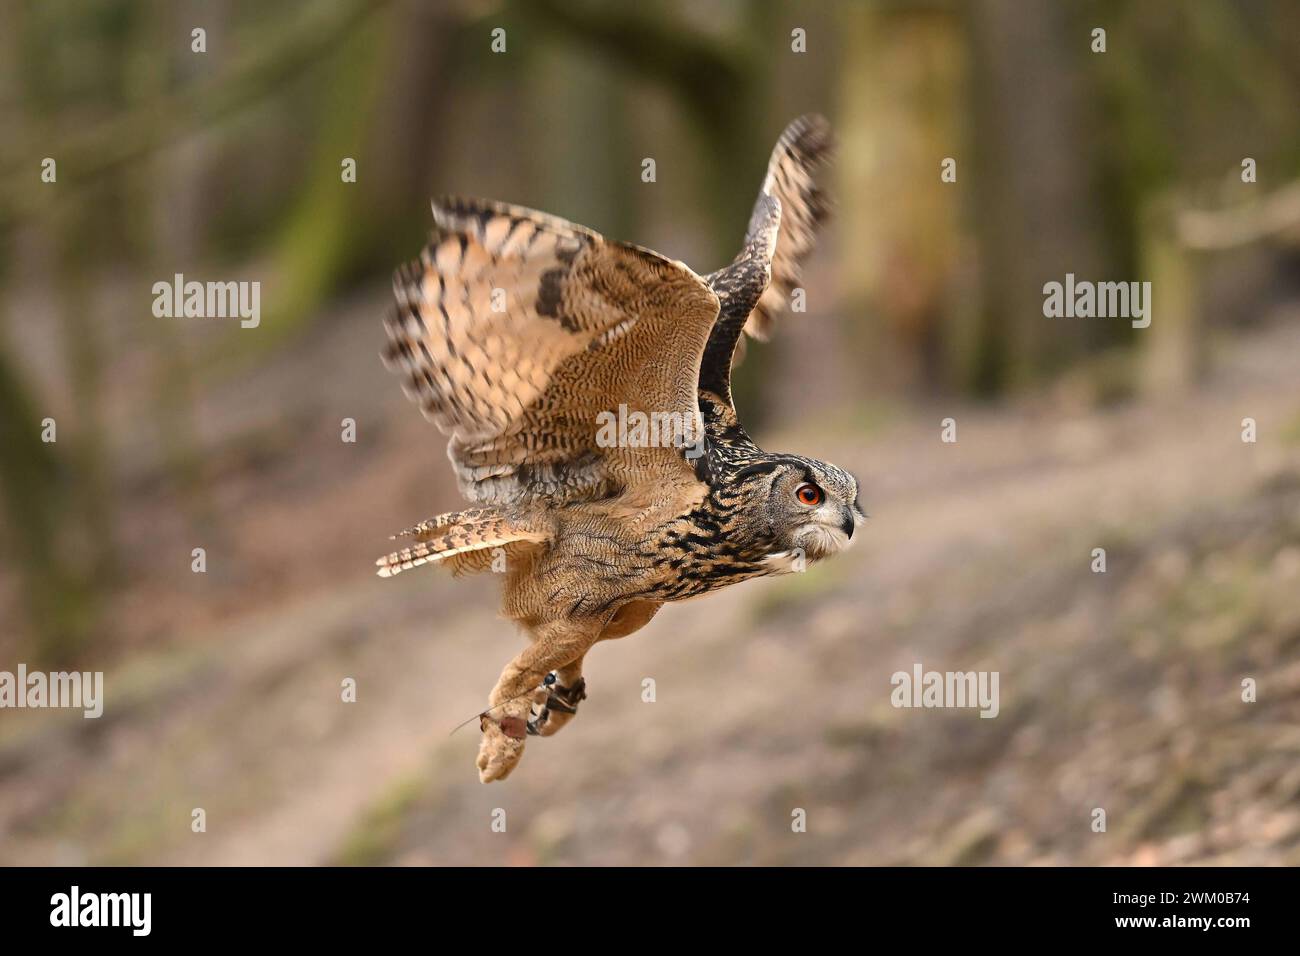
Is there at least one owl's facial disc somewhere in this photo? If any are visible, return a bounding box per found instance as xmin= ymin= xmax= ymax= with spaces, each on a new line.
xmin=765 ymin=458 xmax=864 ymax=562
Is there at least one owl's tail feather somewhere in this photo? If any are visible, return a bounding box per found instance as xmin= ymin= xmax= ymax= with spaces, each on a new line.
xmin=376 ymin=509 xmax=549 ymax=578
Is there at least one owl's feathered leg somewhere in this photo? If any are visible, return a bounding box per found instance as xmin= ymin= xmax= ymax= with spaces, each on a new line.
xmin=525 ymin=599 xmax=664 ymax=738
xmin=476 ymin=620 xmax=600 ymax=783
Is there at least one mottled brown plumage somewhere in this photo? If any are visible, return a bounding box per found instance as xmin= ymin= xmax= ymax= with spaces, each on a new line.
xmin=377 ymin=115 xmax=861 ymax=782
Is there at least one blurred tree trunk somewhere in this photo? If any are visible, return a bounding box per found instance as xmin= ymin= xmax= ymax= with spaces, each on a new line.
xmin=1139 ymin=194 xmax=1200 ymax=394
xmin=353 ymin=0 xmax=456 ymax=257
xmin=523 ymin=0 xmax=762 ymax=262
xmin=0 ymin=349 xmax=100 ymax=662
xmin=837 ymin=1 xmax=965 ymax=395
xmin=525 ymin=39 xmax=634 ymax=239
xmin=964 ymin=0 xmax=1108 ymax=393
xmin=53 ymin=210 xmax=117 ymax=589
xmin=260 ymin=0 xmax=453 ymax=352
xmin=133 ymin=0 xmax=222 ymax=540
xmin=518 ymin=0 xmax=774 ymax=416
xmin=0 ymin=0 xmax=99 ymax=662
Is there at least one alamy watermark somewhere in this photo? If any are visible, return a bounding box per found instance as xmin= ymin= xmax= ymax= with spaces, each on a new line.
xmin=595 ymin=404 xmax=704 ymax=459
xmin=890 ymin=663 xmax=999 ymax=718
xmin=152 ymin=273 xmax=260 ymax=328
xmin=1043 ymin=273 xmax=1151 ymax=329
xmin=0 ymin=664 xmax=103 ymax=718
xmin=50 ymin=886 xmax=150 ymax=936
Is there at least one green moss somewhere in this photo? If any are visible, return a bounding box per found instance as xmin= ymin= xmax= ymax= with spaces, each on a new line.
xmin=1280 ymin=407 xmax=1300 ymax=446
xmin=332 ymin=770 xmax=430 ymax=866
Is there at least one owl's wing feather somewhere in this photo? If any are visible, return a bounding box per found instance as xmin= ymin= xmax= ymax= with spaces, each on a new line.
xmin=384 ymin=197 xmax=720 ymax=506
xmin=698 ymin=115 xmax=833 ymax=406
xmin=747 ymin=113 xmax=833 ymax=340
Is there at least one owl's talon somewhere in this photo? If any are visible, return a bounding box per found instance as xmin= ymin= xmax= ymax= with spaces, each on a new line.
xmin=527 ymin=675 xmax=587 ymax=737
xmin=552 ymin=676 xmax=587 ymax=711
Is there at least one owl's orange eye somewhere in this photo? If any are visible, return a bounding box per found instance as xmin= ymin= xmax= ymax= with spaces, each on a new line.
xmin=795 ymin=483 xmax=823 ymax=506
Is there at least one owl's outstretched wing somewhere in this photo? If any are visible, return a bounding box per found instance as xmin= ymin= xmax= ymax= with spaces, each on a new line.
xmin=745 ymin=114 xmax=833 ymax=341
xmin=383 ymin=197 xmax=720 ymax=506
xmin=698 ymin=115 xmax=833 ymax=407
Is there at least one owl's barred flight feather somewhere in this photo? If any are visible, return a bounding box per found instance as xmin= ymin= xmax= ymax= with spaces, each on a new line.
xmin=376 ymin=116 xmax=854 ymax=783
xmin=376 ymin=509 xmax=548 ymax=578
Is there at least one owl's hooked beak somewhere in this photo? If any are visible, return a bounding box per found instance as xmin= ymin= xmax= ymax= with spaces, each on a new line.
xmin=793 ymin=507 xmax=860 ymax=561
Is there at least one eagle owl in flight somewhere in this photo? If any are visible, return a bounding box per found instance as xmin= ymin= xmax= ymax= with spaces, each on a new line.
xmin=378 ymin=116 xmax=862 ymax=782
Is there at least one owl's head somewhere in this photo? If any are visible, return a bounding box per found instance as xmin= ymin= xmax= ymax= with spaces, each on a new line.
xmin=736 ymin=454 xmax=864 ymax=563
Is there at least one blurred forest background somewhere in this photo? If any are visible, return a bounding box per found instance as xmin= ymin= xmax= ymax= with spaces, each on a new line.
xmin=2 ymin=0 xmax=1300 ymax=865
